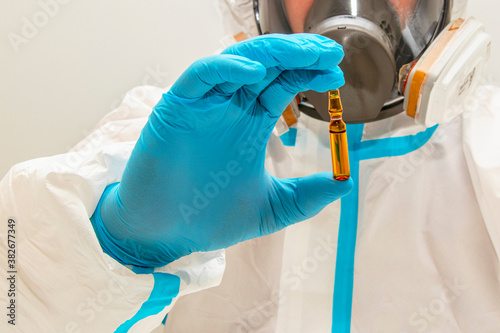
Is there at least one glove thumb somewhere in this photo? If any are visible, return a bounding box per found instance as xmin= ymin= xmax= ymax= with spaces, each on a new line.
xmin=274 ymin=172 xmax=353 ymax=225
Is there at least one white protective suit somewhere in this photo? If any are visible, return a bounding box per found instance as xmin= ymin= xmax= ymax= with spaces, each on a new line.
xmin=161 ymin=1 xmax=500 ymax=333
xmin=160 ymin=87 xmax=500 ymax=333
xmin=1 ymin=1 xmax=500 ymax=332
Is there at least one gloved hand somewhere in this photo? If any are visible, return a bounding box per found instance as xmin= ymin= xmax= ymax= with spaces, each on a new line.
xmin=91 ymin=34 xmax=353 ymax=267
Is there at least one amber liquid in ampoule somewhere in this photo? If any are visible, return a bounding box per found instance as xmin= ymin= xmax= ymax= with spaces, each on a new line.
xmin=329 ymin=90 xmax=350 ymax=181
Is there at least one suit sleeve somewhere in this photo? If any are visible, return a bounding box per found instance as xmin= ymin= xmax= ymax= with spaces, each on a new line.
xmin=0 ymin=85 xmax=225 ymax=333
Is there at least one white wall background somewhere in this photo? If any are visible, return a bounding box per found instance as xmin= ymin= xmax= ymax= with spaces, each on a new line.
xmin=1 ymin=0 xmax=499 ymax=178
xmin=0 ymin=0 xmax=226 ymax=177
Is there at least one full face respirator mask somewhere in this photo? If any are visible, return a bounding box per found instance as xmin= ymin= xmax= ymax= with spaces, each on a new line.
xmin=254 ymin=0 xmax=491 ymax=126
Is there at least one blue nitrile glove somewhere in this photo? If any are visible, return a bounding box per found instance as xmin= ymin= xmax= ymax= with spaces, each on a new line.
xmin=91 ymin=34 xmax=353 ymax=267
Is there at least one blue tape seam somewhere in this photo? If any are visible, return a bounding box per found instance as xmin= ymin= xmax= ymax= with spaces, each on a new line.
xmin=114 ymin=272 xmax=180 ymax=332
xmin=331 ymin=124 xmax=438 ymax=332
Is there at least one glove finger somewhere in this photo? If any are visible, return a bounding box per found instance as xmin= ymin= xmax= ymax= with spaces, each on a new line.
xmin=261 ymin=172 xmax=353 ymax=236
xmin=259 ymin=67 xmax=345 ymax=117
xmin=241 ymin=66 xmax=283 ymax=98
xmin=170 ymin=54 xmax=267 ymax=99
xmin=222 ymin=34 xmax=344 ymax=71
xmin=213 ymin=82 xmax=245 ymax=95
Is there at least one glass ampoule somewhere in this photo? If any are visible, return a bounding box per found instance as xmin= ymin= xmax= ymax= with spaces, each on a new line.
xmin=329 ymin=89 xmax=350 ymax=181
